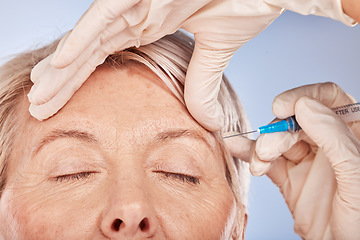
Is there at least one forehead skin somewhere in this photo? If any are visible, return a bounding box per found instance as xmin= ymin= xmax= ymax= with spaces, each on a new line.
xmin=21 ymin=64 xmax=219 ymax=157
xmin=1 ymin=63 xmax=235 ymax=239
xmin=37 ymin=65 xmax=213 ymax=146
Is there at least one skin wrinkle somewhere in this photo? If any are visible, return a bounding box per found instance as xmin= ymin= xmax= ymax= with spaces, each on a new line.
xmin=154 ymin=129 xmax=211 ymax=149
xmin=6 ymin=160 xmax=98 ymax=204
xmin=31 ymin=129 xmax=99 ymax=157
xmin=0 ymin=65 xmax=238 ymax=239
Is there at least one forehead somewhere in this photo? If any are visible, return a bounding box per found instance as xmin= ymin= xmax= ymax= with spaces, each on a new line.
xmin=18 ymin=64 xmax=218 ymax=151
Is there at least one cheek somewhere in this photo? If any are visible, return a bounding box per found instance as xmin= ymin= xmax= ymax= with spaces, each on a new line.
xmin=0 ymin=184 xmax=103 ymax=239
xmin=154 ymin=181 xmax=236 ymax=239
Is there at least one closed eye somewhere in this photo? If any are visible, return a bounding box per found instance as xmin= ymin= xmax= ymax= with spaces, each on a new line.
xmin=53 ymin=171 xmax=98 ymax=182
xmin=154 ymin=170 xmax=200 ymax=185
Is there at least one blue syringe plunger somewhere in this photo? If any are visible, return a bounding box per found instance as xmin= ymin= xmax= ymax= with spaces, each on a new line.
xmin=259 ymin=116 xmax=301 ymax=134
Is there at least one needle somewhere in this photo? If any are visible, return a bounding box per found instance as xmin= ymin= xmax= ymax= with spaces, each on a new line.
xmin=222 ymin=130 xmax=258 ymax=139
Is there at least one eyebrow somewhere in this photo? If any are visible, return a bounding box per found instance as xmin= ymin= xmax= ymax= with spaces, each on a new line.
xmin=32 ymin=129 xmax=98 ymax=157
xmin=154 ymin=129 xmax=212 ymax=149
xmin=32 ymin=129 xmax=213 ymax=157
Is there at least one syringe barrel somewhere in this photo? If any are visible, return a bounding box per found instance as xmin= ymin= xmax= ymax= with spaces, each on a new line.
xmin=332 ymin=102 xmax=360 ymax=123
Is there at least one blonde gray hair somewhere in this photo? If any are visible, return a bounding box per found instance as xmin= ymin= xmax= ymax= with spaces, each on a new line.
xmin=0 ymin=30 xmax=250 ymax=236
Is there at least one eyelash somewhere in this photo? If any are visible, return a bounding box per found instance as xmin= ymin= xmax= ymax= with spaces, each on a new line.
xmin=54 ymin=172 xmax=97 ymax=182
xmin=53 ymin=171 xmax=200 ymax=185
xmin=154 ymin=171 xmax=200 ymax=185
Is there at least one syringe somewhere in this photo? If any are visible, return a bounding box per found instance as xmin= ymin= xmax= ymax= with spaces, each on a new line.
xmin=223 ymin=102 xmax=360 ymax=139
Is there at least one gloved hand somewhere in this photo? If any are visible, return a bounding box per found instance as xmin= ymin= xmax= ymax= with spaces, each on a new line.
xmin=28 ymin=0 xmax=283 ymax=124
xmin=27 ymin=0 xmax=213 ymax=120
xmin=225 ymin=82 xmax=360 ymax=239
xmin=28 ymin=0 xmax=355 ymax=129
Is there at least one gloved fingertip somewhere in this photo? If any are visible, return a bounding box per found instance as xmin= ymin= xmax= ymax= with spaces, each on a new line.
xmin=293 ymin=96 xmax=337 ymax=139
xmin=186 ymin=99 xmax=224 ymax=131
xmin=250 ymin=155 xmax=272 ymax=176
xmin=272 ymin=96 xmax=295 ymax=119
xmin=296 ymin=95 xmax=321 ymax=109
xmin=50 ymin=51 xmax=71 ymax=69
xmin=203 ymin=112 xmax=224 ymax=132
xmin=256 ymin=131 xmax=299 ymax=160
xmin=293 ymin=96 xmax=322 ymax=124
xmin=31 ymin=53 xmax=53 ymax=84
xmin=255 ymin=134 xmax=282 ymax=160
xmin=27 ymin=93 xmax=34 ymax=104
xmin=50 ymin=31 xmax=73 ymax=69
xmin=29 ymin=104 xmax=46 ymax=121
xmin=27 ymin=84 xmax=51 ymax=106
xmin=30 ymin=65 xmax=40 ymax=84
xmin=27 ymin=83 xmax=38 ymax=104
xmin=223 ymin=135 xmax=254 ymax=162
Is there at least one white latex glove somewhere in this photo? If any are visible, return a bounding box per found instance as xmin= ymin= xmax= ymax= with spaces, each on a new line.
xmin=27 ymin=0 xmax=213 ymax=120
xmin=225 ymin=82 xmax=360 ymax=239
xmin=266 ymin=0 xmax=356 ymax=23
xmin=28 ymin=0 xmax=355 ymax=129
xmin=28 ymin=0 xmax=283 ymax=125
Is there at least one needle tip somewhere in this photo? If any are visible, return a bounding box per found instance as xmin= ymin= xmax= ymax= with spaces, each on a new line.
xmin=222 ymin=130 xmax=257 ymax=139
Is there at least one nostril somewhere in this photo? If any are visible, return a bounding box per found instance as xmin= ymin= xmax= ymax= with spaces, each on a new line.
xmin=112 ymin=219 xmax=122 ymax=231
xmin=139 ymin=218 xmax=149 ymax=231
xmin=109 ymin=218 xmax=152 ymax=233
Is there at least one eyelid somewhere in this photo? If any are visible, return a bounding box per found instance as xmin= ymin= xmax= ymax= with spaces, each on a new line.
xmin=153 ymin=170 xmax=200 ymax=185
xmin=39 ymin=147 xmax=107 ymax=178
xmin=32 ymin=140 xmax=107 ymax=170
xmin=48 ymin=161 xmax=104 ymax=178
xmin=146 ymin=143 xmax=206 ymax=176
xmin=52 ymin=171 xmax=99 ymax=182
xmin=153 ymin=164 xmax=200 ymax=181
xmin=153 ymin=164 xmax=200 ymax=178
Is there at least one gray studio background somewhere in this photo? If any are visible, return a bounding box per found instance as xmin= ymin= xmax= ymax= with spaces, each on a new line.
xmin=0 ymin=1 xmax=359 ymax=239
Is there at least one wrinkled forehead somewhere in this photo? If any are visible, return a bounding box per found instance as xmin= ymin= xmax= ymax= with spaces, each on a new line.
xmin=17 ymin=64 xmax=223 ymax=157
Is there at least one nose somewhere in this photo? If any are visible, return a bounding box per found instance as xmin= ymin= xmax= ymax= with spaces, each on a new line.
xmin=101 ymin=183 xmax=159 ymax=239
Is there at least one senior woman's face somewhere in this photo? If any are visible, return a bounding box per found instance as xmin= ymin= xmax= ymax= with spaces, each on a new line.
xmin=0 ymin=64 xmax=237 ymax=239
